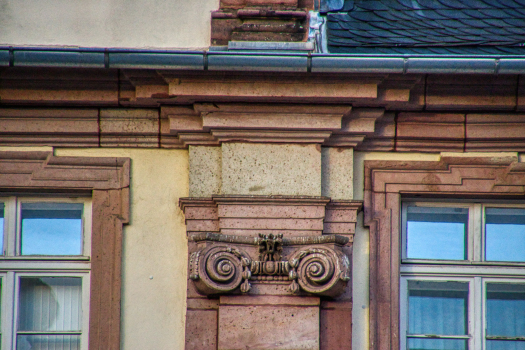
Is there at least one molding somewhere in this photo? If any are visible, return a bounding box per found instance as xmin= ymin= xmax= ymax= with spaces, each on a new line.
xmin=364 ymin=156 xmax=524 ymax=350
xmin=191 ymin=232 xmax=350 ymax=246
xmin=166 ymin=104 xmax=389 ymax=147
xmin=4 ymin=105 xmax=525 ymax=151
xmin=0 ymin=151 xmax=130 ymax=350
xmin=179 ymin=196 xmax=363 ymax=236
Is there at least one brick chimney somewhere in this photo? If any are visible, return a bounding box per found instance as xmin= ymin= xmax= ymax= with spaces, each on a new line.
xmin=211 ymin=0 xmax=313 ymax=46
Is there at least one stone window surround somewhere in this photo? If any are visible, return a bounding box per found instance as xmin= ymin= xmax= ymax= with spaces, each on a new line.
xmin=0 ymin=151 xmax=130 ymax=350
xmin=364 ymin=155 xmax=525 ymax=350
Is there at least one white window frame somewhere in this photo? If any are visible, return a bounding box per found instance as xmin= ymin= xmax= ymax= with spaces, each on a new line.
xmin=0 ymin=196 xmax=91 ymax=350
xmin=401 ymin=200 xmax=525 ymax=350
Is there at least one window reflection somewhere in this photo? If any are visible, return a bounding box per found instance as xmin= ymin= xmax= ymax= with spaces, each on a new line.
xmin=20 ymin=203 xmax=82 ymax=256
xmin=17 ymin=277 xmax=82 ymax=350
xmin=485 ymin=208 xmax=525 ymax=262
xmin=406 ymin=206 xmax=468 ymax=260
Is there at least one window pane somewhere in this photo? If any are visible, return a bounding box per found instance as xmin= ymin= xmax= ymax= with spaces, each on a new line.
xmin=18 ymin=277 xmax=82 ymax=332
xmin=486 ymin=283 xmax=525 ymax=338
xmin=408 ymin=338 xmax=467 ymax=350
xmin=21 ymin=203 xmax=83 ymax=255
xmin=0 ymin=202 xmax=4 ymax=254
xmin=17 ymin=335 xmax=80 ymax=350
xmin=406 ymin=206 xmax=468 ymax=260
xmin=485 ymin=208 xmax=525 ymax=262
xmin=486 ymin=340 xmax=525 ymax=350
xmin=408 ymin=281 xmax=468 ymax=336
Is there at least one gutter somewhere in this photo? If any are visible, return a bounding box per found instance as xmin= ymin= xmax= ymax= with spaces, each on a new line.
xmin=1 ymin=47 xmax=525 ymax=74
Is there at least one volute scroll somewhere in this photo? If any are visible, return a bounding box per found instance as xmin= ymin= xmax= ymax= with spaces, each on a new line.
xmin=189 ymin=232 xmax=351 ymax=297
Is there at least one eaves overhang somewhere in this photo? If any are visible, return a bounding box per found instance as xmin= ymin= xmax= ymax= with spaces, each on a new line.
xmin=2 ymin=47 xmax=525 ymax=74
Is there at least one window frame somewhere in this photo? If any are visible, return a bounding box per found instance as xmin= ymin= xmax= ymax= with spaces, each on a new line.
xmin=0 ymin=151 xmax=130 ymax=350
xmin=0 ymin=195 xmax=92 ymax=350
xmin=400 ymin=199 xmax=525 ymax=349
xmin=1 ymin=196 xmax=92 ymax=258
xmin=364 ymin=156 xmax=525 ymax=350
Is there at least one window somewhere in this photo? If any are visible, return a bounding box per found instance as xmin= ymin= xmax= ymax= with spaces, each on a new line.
xmin=0 ymin=197 xmax=91 ymax=350
xmin=400 ymin=202 xmax=525 ymax=350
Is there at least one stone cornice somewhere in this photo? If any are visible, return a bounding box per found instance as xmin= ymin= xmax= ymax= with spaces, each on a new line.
xmin=166 ymin=103 xmax=389 ymax=147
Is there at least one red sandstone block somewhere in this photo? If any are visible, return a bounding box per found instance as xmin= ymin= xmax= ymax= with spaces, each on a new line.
xmin=185 ymin=206 xmax=219 ymax=220
xmin=324 ymin=209 xmax=358 ymax=223
xmin=218 ymin=204 xmax=325 ymax=219
xmin=219 ymin=228 xmax=323 ymax=236
xmin=320 ymin=307 xmax=352 ymax=350
xmin=186 ymin=220 xmax=220 ymax=232
xmin=219 ymin=218 xmax=324 ymax=230
xmin=323 ymin=222 xmax=356 ymax=234
xmin=185 ymin=310 xmax=217 ymax=350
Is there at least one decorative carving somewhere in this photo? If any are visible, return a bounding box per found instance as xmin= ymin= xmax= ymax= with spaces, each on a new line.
xmin=257 ymin=233 xmax=283 ymax=261
xmin=189 ymin=232 xmax=351 ymax=297
xmin=288 ymin=247 xmax=351 ymax=297
xmin=190 ymin=245 xmax=252 ymax=295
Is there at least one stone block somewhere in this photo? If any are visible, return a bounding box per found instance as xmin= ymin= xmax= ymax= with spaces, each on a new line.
xmin=321 ymin=147 xmax=353 ymax=200
xmin=0 ymin=108 xmax=99 ymax=147
xmin=218 ymin=204 xmax=325 ymax=219
xmin=320 ymin=305 xmax=352 ymax=350
xmin=99 ymin=108 xmax=159 ymax=147
xmin=189 ymin=146 xmax=222 ymax=197
xmin=222 ymin=143 xmax=322 ymax=196
xmin=185 ymin=309 xmax=218 ymax=350
xmin=218 ymin=304 xmax=319 ymax=349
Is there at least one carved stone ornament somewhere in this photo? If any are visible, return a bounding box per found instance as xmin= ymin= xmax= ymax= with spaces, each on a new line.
xmin=189 ymin=233 xmax=351 ymax=297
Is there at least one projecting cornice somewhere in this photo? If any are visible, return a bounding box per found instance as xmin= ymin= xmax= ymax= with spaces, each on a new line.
xmin=164 ymin=103 xmax=390 ymax=147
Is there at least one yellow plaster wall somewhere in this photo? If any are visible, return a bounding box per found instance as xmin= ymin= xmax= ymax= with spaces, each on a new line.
xmin=0 ymin=0 xmax=218 ymax=49
xmin=54 ymin=148 xmax=189 ymax=350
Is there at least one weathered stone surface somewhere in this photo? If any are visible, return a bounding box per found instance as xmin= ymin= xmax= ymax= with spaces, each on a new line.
xmin=321 ymin=147 xmax=353 ymax=199
xmin=189 ymin=146 xmax=222 ymax=197
xmin=218 ymin=305 xmax=319 ymax=349
xmin=99 ymin=108 xmax=159 ymax=147
xmin=222 ymin=143 xmax=322 ymax=196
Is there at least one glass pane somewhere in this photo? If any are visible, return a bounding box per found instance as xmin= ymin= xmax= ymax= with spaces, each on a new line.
xmin=408 ymin=281 xmax=468 ymax=336
xmin=408 ymin=338 xmax=467 ymax=350
xmin=486 ymin=208 xmax=525 ymax=262
xmin=17 ymin=335 xmax=80 ymax=350
xmin=487 ymin=283 xmax=525 ymax=338
xmin=487 ymin=340 xmax=525 ymax=350
xmin=0 ymin=202 xmax=4 ymax=254
xmin=21 ymin=203 xmax=83 ymax=255
xmin=18 ymin=277 xmax=82 ymax=332
xmin=406 ymin=206 xmax=468 ymax=260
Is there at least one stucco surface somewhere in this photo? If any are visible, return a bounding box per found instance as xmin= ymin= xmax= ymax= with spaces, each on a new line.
xmin=321 ymin=147 xmax=353 ymax=199
xmin=0 ymin=0 xmax=217 ymax=49
xmin=222 ymin=143 xmax=322 ymax=196
xmin=189 ymin=145 xmax=222 ymax=197
xmin=55 ymin=148 xmax=189 ymax=350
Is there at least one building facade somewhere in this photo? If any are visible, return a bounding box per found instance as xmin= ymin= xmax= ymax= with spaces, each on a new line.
xmin=2 ymin=0 xmax=525 ymax=349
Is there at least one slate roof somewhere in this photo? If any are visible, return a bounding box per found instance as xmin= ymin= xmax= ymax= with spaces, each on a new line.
xmin=326 ymin=0 xmax=525 ymax=54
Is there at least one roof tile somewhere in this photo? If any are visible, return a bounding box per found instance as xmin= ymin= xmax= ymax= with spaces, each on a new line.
xmin=327 ymin=0 xmax=525 ymax=54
